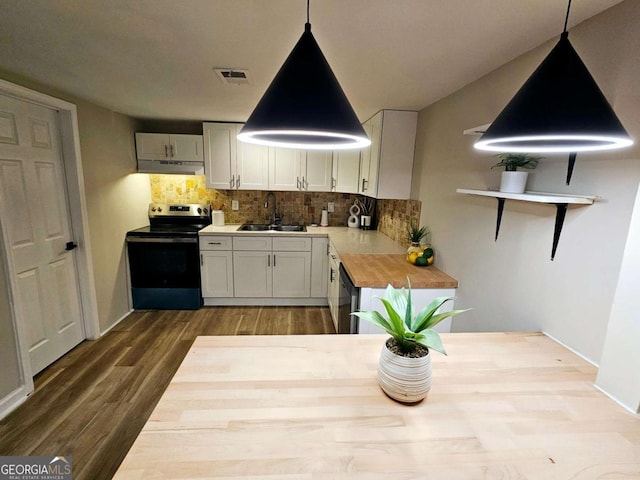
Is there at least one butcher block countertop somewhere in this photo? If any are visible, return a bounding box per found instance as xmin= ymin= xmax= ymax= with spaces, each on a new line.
xmin=341 ymin=253 xmax=458 ymax=289
xmin=114 ymin=333 xmax=639 ymax=479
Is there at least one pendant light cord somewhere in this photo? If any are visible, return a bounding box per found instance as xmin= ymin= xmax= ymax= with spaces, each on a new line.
xmin=305 ymin=0 xmax=311 ymax=32
xmin=562 ymin=0 xmax=572 ymax=34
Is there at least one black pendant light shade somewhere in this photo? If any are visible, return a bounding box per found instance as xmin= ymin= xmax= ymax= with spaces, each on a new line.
xmin=475 ymin=32 xmax=632 ymax=153
xmin=238 ymin=23 xmax=370 ymax=150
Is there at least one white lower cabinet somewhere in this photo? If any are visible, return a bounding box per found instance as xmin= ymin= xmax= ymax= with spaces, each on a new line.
xmin=272 ymin=250 xmax=311 ymax=297
xmin=310 ymin=237 xmax=328 ymax=298
xmin=201 ymin=234 xmax=329 ymax=305
xmin=233 ymin=251 xmax=272 ymax=297
xmin=229 ymin=236 xmax=312 ymax=300
xmin=327 ymin=241 xmax=340 ymax=330
xmin=199 ymin=236 xmax=234 ymax=297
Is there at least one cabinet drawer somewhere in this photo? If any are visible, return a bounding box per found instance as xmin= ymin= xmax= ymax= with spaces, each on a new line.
xmin=233 ymin=236 xmax=272 ymax=251
xmin=199 ymin=236 xmax=232 ymax=250
xmin=273 ymin=237 xmax=311 ymax=252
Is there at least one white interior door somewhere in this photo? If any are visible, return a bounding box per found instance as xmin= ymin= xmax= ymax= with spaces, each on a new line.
xmin=0 ymin=94 xmax=85 ymax=374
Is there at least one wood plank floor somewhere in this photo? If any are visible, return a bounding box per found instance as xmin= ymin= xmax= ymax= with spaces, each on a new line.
xmin=0 ymin=306 xmax=335 ymax=480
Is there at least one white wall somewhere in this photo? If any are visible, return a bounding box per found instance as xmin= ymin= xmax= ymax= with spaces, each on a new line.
xmin=596 ymin=182 xmax=640 ymax=413
xmin=411 ymin=0 xmax=640 ymax=363
xmin=77 ymin=106 xmax=151 ymax=332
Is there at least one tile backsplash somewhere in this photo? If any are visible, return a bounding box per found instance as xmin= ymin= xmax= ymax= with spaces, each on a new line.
xmin=148 ymin=174 xmax=421 ymax=245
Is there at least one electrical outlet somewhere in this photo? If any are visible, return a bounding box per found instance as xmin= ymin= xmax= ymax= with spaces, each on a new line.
xmin=232 ymin=200 xmax=239 ymax=211
xmin=327 ymin=202 xmax=335 ymax=213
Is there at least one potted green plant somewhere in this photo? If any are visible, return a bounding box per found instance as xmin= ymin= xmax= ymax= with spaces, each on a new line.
xmin=353 ymin=279 xmax=469 ymax=403
xmin=406 ymin=222 xmax=429 ymax=265
xmin=492 ymin=153 xmax=542 ymax=193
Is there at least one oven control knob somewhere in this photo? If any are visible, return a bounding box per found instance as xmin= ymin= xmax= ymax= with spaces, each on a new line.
xmin=157 ymin=207 xmax=162 ymax=212
xmin=151 ymin=207 xmax=156 ymax=212
xmin=204 ymin=208 xmax=209 ymax=215
xmin=197 ymin=207 xmax=202 ymax=214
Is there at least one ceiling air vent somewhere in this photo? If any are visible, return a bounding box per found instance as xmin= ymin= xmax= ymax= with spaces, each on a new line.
xmin=214 ymin=68 xmax=251 ymax=85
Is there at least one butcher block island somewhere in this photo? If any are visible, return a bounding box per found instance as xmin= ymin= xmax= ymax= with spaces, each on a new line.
xmin=114 ymin=333 xmax=639 ymax=479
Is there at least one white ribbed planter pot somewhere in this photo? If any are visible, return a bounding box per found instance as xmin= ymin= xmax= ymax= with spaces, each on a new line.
xmin=500 ymin=171 xmax=529 ymax=193
xmin=377 ymin=339 xmax=432 ymax=403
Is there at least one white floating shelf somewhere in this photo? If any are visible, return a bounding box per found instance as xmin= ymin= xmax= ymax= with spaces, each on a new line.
xmin=456 ymin=189 xmax=597 ymax=205
xmin=456 ymin=188 xmax=598 ymax=260
xmin=462 ymin=123 xmax=491 ymax=136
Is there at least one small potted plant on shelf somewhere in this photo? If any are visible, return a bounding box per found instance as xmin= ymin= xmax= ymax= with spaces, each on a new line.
xmin=353 ymin=279 xmax=469 ymax=403
xmin=492 ymin=153 xmax=542 ymax=194
xmin=406 ymin=222 xmax=431 ymax=266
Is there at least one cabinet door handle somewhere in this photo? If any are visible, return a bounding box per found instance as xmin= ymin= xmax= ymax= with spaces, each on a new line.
xmin=330 ymin=268 xmax=335 ymax=282
xmin=200 ymin=253 xmax=203 ymax=266
xmin=164 ymin=145 xmax=169 ymax=158
xmin=361 ymin=178 xmax=368 ymax=191
xmin=296 ymin=176 xmax=300 ymax=190
xmin=273 ymin=254 xmax=276 ymax=267
xmin=302 ymin=176 xmax=307 ymax=190
xmin=208 ymin=242 xmax=222 ymax=245
xmin=331 ymin=177 xmax=336 ymax=191
xmin=236 ymin=175 xmax=240 ymax=189
xmin=230 ymin=175 xmax=235 ymax=189
xmin=170 ymin=144 xmax=175 ymax=157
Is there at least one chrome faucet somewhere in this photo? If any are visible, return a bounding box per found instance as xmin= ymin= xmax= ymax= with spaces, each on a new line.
xmin=264 ymin=192 xmax=281 ymax=225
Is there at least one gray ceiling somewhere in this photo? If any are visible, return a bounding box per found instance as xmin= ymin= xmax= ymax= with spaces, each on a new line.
xmin=0 ymin=0 xmax=624 ymax=123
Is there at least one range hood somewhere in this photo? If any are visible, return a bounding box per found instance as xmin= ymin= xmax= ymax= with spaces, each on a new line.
xmin=137 ymin=159 xmax=204 ymax=175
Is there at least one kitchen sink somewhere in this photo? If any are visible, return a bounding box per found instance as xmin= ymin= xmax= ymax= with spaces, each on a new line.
xmin=237 ymin=224 xmax=306 ymax=232
xmin=271 ymin=225 xmax=306 ymax=232
xmin=237 ymin=224 xmax=271 ymax=231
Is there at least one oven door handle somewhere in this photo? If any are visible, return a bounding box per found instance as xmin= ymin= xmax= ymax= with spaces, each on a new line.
xmin=126 ymin=237 xmax=198 ymax=244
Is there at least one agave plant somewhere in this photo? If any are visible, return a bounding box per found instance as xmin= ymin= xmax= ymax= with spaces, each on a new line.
xmin=353 ymin=278 xmax=469 ymax=356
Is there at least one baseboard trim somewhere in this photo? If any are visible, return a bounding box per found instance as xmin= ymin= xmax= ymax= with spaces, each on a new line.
xmin=593 ymin=383 xmax=640 ymax=416
xmin=100 ymin=309 xmax=134 ymax=336
xmin=203 ymin=298 xmax=329 ymax=307
xmin=0 ymin=384 xmax=31 ymax=420
xmin=542 ymin=330 xmax=598 ymax=367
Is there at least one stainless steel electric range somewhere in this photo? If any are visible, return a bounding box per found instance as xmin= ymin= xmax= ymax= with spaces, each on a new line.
xmin=126 ymin=203 xmax=211 ymax=309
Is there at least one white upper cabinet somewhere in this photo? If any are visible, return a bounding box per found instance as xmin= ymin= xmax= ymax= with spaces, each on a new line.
xmin=135 ymin=133 xmax=203 ymax=162
xmin=304 ymin=151 xmax=333 ymax=192
xmin=203 ymin=122 xmax=268 ymax=190
xmin=236 ymin=139 xmax=270 ymax=190
xmin=358 ymin=110 xmax=417 ymax=199
xmin=359 ymin=113 xmax=382 ymax=196
xmin=203 ymin=112 xmax=416 ymax=196
xmin=332 ymin=149 xmax=361 ymax=193
xmin=269 ymin=148 xmax=304 ymax=191
xmin=269 ymin=148 xmax=333 ymax=192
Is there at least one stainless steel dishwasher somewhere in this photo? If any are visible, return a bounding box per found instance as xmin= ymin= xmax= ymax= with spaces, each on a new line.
xmin=337 ymin=264 xmax=359 ymax=334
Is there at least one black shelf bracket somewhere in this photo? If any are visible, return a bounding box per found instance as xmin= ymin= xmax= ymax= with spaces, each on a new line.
xmin=493 ymin=199 xmax=570 ymax=260
xmin=551 ymin=203 xmax=569 ymax=261
xmin=495 ymin=197 xmax=505 ymax=241
xmin=566 ymin=152 xmax=577 ymax=185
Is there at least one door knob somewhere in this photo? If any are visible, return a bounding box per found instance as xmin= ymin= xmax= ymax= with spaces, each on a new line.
xmin=65 ymin=241 xmax=78 ymax=251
